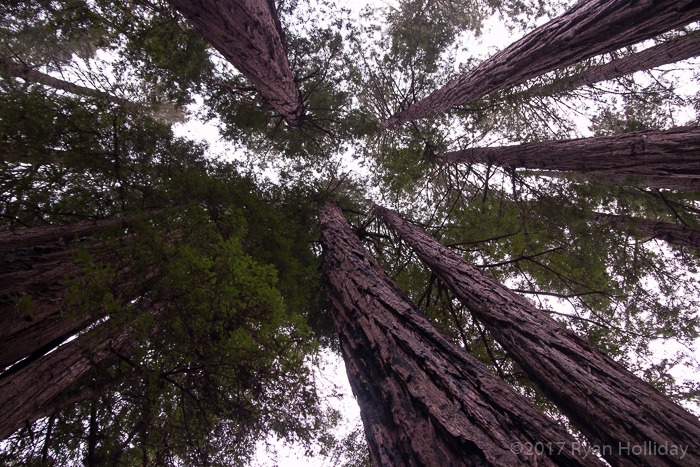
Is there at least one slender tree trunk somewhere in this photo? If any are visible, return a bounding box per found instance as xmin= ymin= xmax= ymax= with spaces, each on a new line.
xmin=594 ymin=212 xmax=700 ymax=249
xmin=167 ymin=0 xmax=305 ymax=127
xmin=374 ymin=204 xmax=700 ymax=467
xmin=528 ymin=33 xmax=700 ymax=98
xmin=520 ymin=171 xmax=700 ymax=192
xmin=0 ymin=57 xmax=137 ymax=108
xmin=438 ymin=126 xmax=700 ymax=190
xmin=384 ymin=0 xmax=700 ymax=127
xmin=320 ymin=201 xmax=605 ymax=467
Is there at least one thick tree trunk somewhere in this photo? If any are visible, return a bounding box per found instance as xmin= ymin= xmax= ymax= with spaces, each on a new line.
xmin=167 ymin=0 xmax=304 ymax=127
xmin=374 ymin=204 xmax=700 ymax=467
xmin=528 ymin=34 xmax=700 ymax=98
xmin=0 ymin=57 xmax=137 ymax=108
xmin=0 ymin=217 xmax=150 ymax=369
xmin=438 ymin=126 xmax=700 ymax=189
xmin=384 ymin=0 xmax=700 ymax=127
xmin=594 ymin=213 xmax=700 ymax=249
xmin=320 ymin=201 xmax=605 ymax=467
xmin=0 ymin=318 xmax=137 ymax=440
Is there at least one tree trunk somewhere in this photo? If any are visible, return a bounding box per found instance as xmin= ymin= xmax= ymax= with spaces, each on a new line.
xmin=594 ymin=212 xmax=700 ymax=249
xmin=320 ymin=201 xmax=605 ymax=467
xmin=438 ymin=126 xmax=700 ymax=189
xmin=528 ymin=33 xmax=700 ymax=98
xmin=374 ymin=204 xmax=700 ymax=467
xmin=383 ymin=0 xmax=700 ymax=127
xmin=167 ymin=0 xmax=305 ymax=127
xmin=0 ymin=57 xmax=137 ymax=108
xmin=0 ymin=217 xmax=153 ymax=369
xmin=521 ymin=171 xmax=700 ymax=193
xmin=0 ymin=318 xmax=138 ymax=440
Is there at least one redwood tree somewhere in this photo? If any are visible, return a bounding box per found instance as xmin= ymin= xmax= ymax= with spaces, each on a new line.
xmin=320 ymin=200 xmax=605 ymax=467
xmin=167 ymin=0 xmax=305 ymax=127
xmin=375 ymin=204 xmax=700 ymax=467
xmin=384 ymin=0 xmax=700 ymax=127
xmin=438 ymin=126 xmax=700 ymax=191
xmin=526 ymin=34 xmax=700 ymax=98
xmin=593 ymin=212 xmax=700 ymax=250
xmin=0 ymin=216 xmax=159 ymax=369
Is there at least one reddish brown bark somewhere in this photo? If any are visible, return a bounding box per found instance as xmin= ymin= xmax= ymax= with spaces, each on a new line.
xmin=594 ymin=213 xmax=700 ymax=249
xmin=438 ymin=126 xmax=700 ymax=190
xmin=528 ymin=34 xmax=700 ymax=97
xmin=320 ymin=201 xmax=605 ymax=467
xmin=0 ymin=217 xmax=153 ymax=369
xmin=167 ymin=0 xmax=304 ymax=127
xmin=0 ymin=318 xmax=137 ymax=440
xmin=384 ymin=0 xmax=700 ymax=127
xmin=375 ymin=204 xmax=700 ymax=467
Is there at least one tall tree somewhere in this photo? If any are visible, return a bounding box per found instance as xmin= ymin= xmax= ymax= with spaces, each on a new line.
xmin=0 ymin=215 xmax=162 ymax=369
xmin=384 ymin=0 xmax=700 ymax=127
xmin=593 ymin=212 xmax=700 ymax=250
xmin=320 ymin=200 xmax=605 ymax=467
xmin=167 ymin=0 xmax=305 ymax=127
xmin=374 ymin=204 xmax=700 ymax=467
xmin=0 ymin=301 xmax=154 ymax=440
xmin=438 ymin=126 xmax=700 ymax=191
xmin=526 ymin=33 xmax=700 ymax=99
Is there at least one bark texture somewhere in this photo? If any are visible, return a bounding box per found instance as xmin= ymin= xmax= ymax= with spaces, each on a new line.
xmin=320 ymin=201 xmax=605 ymax=467
xmin=0 ymin=217 xmax=149 ymax=369
xmin=384 ymin=0 xmax=700 ymax=127
xmin=167 ymin=0 xmax=304 ymax=127
xmin=0 ymin=318 xmax=137 ymax=440
xmin=528 ymin=33 xmax=700 ymax=98
xmin=374 ymin=204 xmax=700 ymax=467
xmin=438 ymin=126 xmax=700 ymax=189
xmin=594 ymin=213 xmax=700 ymax=249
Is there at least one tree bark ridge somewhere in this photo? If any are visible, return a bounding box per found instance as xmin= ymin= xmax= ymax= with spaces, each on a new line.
xmin=384 ymin=0 xmax=700 ymax=127
xmin=167 ymin=0 xmax=305 ymax=127
xmin=375 ymin=204 xmax=700 ymax=467
xmin=320 ymin=201 xmax=605 ymax=467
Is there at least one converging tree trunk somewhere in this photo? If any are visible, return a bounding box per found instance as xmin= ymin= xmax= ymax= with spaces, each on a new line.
xmin=594 ymin=212 xmax=700 ymax=250
xmin=0 ymin=313 xmax=146 ymax=440
xmin=383 ymin=0 xmax=700 ymax=127
xmin=374 ymin=204 xmax=700 ymax=467
xmin=167 ymin=0 xmax=305 ymax=127
xmin=438 ymin=126 xmax=700 ymax=190
xmin=527 ymin=33 xmax=700 ymax=98
xmin=320 ymin=201 xmax=606 ymax=467
xmin=0 ymin=217 xmax=155 ymax=369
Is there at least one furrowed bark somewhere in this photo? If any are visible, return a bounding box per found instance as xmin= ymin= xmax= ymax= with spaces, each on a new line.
xmin=374 ymin=204 xmax=700 ymax=467
xmin=438 ymin=126 xmax=700 ymax=189
xmin=0 ymin=319 xmax=137 ymax=440
xmin=594 ymin=213 xmax=700 ymax=249
xmin=167 ymin=0 xmax=304 ymax=127
xmin=528 ymin=33 xmax=700 ymax=98
xmin=0 ymin=217 xmax=154 ymax=368
xmin=320 ymin=201 xmax=605 ymax=467
xmin=384 ymin=0 xmax=700 ymax=127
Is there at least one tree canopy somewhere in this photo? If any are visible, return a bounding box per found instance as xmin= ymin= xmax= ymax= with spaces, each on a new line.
xmin=1 ymin=0 xmax=700 ymax=465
